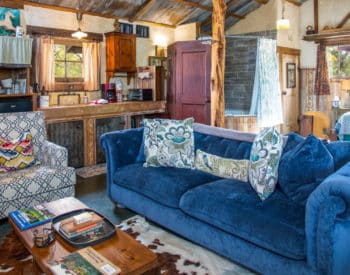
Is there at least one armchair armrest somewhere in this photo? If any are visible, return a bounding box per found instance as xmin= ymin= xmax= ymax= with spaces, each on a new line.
xmin=100 ymin=127 xmax=144 ymax=196
xmin=38 ymin=141 xmax=69 ymax=167
xmin=306 ymin=162 xmax=350 ymax=274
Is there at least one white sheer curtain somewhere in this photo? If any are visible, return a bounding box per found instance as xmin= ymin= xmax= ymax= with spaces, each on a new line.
xmin=83 ymin=41 xmax=101 ymax=90
xmin=39 ymin=37 xmax=55 ymax=91
xmin=250 ymin=38 xmax=283 ymax=127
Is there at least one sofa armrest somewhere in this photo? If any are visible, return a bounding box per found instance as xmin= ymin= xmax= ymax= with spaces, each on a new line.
xmin=38 ymin=141 xmax=69 ymax=167
xmin=100 ymin=128 xmax=144 ymax=196
xmin=306 ymin=162 xmax=350 ymax=274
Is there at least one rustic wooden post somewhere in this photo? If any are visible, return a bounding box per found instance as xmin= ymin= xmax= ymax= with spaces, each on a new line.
xmin=211 ymin=0 xmax=226 ymax=127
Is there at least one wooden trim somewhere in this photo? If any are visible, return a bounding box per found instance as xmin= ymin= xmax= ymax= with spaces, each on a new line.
xmin=277 ymin=46 xmax=301 ymax=56
xmin=23 ymin=1 xmax=116 ymax=19
xmin=211 ymin=0 xmax=226 ymax=127
xmin=23 ymin=1 xmax=175 ymax=29
xmin=285 ymin=0 xmax=302 ymax=6
xmin=26 ymin=25 xmax=103 ymax=41
xmin=314 ymin=0 xmax=318 ymax=33
xmin=336 ymin=12 xmax=350 ymax=29
xmin=130 ymin=0 xmax=157 ymax=22
xmin=171 ymin=0 xmax=243 ymax=19
xmin=254 ymin=0 xmax=268 ymax=4
xmin=0 ymin=0 xmax=24 ymax=9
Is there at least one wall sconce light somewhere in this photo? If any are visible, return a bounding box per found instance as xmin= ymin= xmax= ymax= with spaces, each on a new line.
xmin=155 ymin=45 xmax=167 ymax=57
xmin=72 ymin=11 xmax=87 ymax=39
xmin=276 ymin=0 xmax=290 ymax=30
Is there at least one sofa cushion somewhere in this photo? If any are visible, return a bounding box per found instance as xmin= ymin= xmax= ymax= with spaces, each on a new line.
xmin=0 ymin=131 xmax=37 ymax=173
xmin=326 ymin=141 xmax=350 ymax=170
xmin=143 ymin=118 xmax=195 ymax=169
xmin=195 ymin=149 xmax=249 ymax=181
xmin=113 ymin=163 xmax=220 ymax=208
xmin=179 ymin=179 xmax=306 ymax=260
xmin=283 ymin=132 xmax=305 ymax=154
xmin=249 ymin=127 xmax=283 ymax=200
xmin=194 ymin=132 xmax=252 ymax=160
xmin=278 ymin=134 xmax=334 ymax=204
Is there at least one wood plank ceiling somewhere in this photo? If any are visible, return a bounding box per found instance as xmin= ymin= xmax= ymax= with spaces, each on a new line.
xmin=20 ymin=0 xmax=308 ymax=33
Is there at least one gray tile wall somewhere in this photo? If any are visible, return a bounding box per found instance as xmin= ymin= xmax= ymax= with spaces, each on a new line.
xmin=224 ymin=30 xmax=277 ymax=114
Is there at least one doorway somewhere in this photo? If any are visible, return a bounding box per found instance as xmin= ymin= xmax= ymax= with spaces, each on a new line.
xmin=278 ymin=47 xmax=300 ymax=134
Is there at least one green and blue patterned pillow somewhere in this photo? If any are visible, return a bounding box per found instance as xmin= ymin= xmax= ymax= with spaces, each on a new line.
xmin=248 ymin=127 xmax=283 ymax=200
xmin=143 ymin=117 xmax=195 ymax=169
xmin=195 ymin=149 xmax=249 ymax=181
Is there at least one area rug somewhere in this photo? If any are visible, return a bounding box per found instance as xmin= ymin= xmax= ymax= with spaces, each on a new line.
xmin=117 ymin=215 xmax=255 ymax=275
xmin=76 ymin=163 xmax=106 ymax=178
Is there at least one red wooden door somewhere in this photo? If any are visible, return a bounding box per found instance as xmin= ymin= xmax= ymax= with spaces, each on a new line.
xmin=168 ymin=41 xmax=211 ymax=124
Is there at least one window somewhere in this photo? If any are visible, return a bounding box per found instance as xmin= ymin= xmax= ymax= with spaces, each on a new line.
xmin=54 ymin=42 xmax=83 ymax=82
xmin=327 ymin=45 xmax=350 ymax=79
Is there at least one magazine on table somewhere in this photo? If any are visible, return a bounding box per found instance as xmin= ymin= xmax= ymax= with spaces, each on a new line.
xmin=9 ymin=203 xmax=55 ymax=230
xmin=49 ymin=246 xmax=121 ymax=275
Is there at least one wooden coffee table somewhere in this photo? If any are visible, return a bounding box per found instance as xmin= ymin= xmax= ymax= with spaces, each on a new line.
xmin=8 ymin=197 xmax=159 ymax=275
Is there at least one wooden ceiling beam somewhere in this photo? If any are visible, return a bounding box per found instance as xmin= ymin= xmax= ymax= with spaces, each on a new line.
xmin=0 ymin=0 xmax=24 ymax=9
xmin=22 ymin=1 xmax=175 ymax=28
xmin=254 ymin=0 xmax=268 ymax=4
xmin=129 ymin=0 xmax=157 ymax=22
xmin=171 ymin=0 xmax=244 ymax=19
xmin=285 ymin=0 xmax=302 ymax=7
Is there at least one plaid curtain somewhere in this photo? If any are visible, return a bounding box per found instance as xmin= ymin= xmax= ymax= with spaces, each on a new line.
xmin=314 ymin=43 xmax=330 ymax=95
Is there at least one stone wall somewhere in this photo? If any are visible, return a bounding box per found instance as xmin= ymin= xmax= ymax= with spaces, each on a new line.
xmin=224 ymin=30 xmax=276 ymax=114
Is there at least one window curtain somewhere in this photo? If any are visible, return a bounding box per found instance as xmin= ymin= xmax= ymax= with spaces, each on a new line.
xmin=314 ymin=43 xmax=330 ymax=96
xmin=250 ymin=38 xmax=283 ymax=127
xmin=83 ymin=41 xmax=101 ymax=91
xmin=39 ymin=37 xmax=55 ymax=91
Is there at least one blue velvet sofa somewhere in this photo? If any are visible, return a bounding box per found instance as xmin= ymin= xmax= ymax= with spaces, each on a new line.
xmin=100 ymin=123 xmax=350 ymax=275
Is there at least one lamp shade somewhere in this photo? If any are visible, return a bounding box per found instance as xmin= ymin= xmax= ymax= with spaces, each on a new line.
xmin=342 ymin=79 xmax=350 ymax=91
xmin=276 ymin=18 xmax=290 ymax=30
xmin=72 ymin=28 xmax=87 ymax=39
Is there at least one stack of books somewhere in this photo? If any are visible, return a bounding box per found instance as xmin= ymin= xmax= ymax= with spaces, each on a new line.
xmin=59 ymin=212 xmax=104 ymax=240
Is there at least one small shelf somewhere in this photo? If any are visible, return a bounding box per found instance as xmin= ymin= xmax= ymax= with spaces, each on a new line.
xmin=0 ymin=94 xmax=32 ymax=98
xmin=303 ymin=29 xmax=350 ymax=43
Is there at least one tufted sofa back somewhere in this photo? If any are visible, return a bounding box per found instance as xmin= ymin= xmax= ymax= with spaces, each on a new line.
xmin=0 ymin=111 xmax=47 ymax=158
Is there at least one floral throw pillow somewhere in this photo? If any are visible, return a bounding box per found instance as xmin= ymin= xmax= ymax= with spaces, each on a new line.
xmin=0 ymin=131 xmax=37 ymax=173
xmin=143 ymin=117 xmax=195 ymax=169
xmin=248 ymin=127 xmax=283 ymax=200
xmin=143 ymin=119 xmax=162 ymax=167
xmin=195 ymin=149 xmax=249 ymax=182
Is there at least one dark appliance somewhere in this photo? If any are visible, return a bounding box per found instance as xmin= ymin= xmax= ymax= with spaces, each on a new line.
xmin=101 ymin=83 xmax=116 ymax=103
xmin=127 ymin=89 xmax=153 ymax=101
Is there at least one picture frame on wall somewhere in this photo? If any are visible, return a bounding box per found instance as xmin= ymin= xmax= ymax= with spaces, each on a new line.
xmin=0 ymin=8 xmax=20 ymax=36
xmin=149 ymin=56 xmax=166 ymax=67
xmin=286 ymin=62 xmax=296 ymax=88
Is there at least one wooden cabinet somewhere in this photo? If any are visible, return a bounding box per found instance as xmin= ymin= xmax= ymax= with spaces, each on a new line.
xmin=105 ymin=32 xmax=136 ymax=81
xmin=0 ymin=66 xmax=34 ymax=112
xmin=167 ymin=41 xmax=211 ymax=124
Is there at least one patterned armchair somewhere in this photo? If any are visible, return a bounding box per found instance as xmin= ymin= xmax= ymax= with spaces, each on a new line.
xmin=0 ymin=111 xmax=76 ymax=219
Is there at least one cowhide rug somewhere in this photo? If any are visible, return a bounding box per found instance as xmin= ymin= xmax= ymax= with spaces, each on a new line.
xmin=0 ymin=215 xmax=254 ymax=274
xmin=117 ymin=215 xmax=254 ymax=275
xmin=0 ymin=230 xmax=39 ymax=274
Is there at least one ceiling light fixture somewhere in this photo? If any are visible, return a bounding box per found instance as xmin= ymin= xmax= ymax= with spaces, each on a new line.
xmin=276 ymin=0 xmax=290 ymax=30
xmin=72 ymin=1 xmax=87 ymax=40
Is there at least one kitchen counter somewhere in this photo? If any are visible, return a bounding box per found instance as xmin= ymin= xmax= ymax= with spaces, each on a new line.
xmin=40 ymin=101 xmax=166 ymax=167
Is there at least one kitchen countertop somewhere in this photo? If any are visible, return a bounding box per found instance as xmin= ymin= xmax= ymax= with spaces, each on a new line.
xmin=40 ymin=100 xmax=166 ymax=123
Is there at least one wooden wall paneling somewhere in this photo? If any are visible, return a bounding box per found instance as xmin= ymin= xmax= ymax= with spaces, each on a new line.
xmin=136 ymin=66 xmax=164 ymax=101
xmin=95 ymin=117 xmax=126 ymax=164
xmin=47 ymin=121 xmax=84 ymax=168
